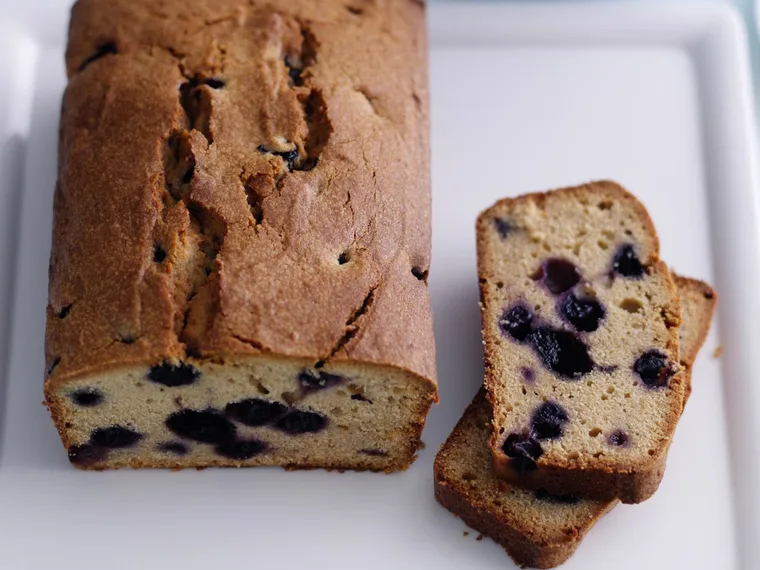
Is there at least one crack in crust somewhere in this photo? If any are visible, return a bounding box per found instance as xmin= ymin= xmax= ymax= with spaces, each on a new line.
xmin=317 ymin=285 xmax=378 ymax=367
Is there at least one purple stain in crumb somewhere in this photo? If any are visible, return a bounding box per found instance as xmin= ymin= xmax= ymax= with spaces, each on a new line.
xmin=521 ymin=367 xmax=536 ymax=384
xmin=608 ymin=430 xmax=630 ymax=447
xmin=158 ymin=442 xmax=189 ymax=456
xmin=493 ymin=217 xmax=513 ymax=239
xmin=351 ymin=393 xmax=373 ymax=403
xmin=359 ymin=449 xmax=388 ymax=456
xmin=68 ymin=444 xmax=108 ymax=466
xmin=535 ymin=258 xmax=581 ymax=295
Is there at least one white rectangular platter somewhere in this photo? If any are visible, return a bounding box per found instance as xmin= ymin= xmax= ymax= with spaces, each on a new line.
xmin=0 ymin=2 xmax=758 ymax=569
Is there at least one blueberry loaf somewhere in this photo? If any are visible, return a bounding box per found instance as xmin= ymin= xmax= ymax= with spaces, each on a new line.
xmin=434 ymin=276 xmax=716 ymax=568
xmin=477 ymin=181 xmax=684 ymax=503
xmin=44 ymin=0 xmax=437 ymax=471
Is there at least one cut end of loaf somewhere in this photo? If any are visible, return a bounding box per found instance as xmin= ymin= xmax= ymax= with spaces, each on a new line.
xmin=45 ymin=356 xmax=435 ymax=472
xmin=476 ymin=181 xmax=685 ymax=503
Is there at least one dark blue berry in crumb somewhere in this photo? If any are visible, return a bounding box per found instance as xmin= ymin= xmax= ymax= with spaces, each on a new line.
xmin=521 ymin=367 xmax=536 ymax=384
xmin=68 ymin=444 xmax=108 ymax=466
xmin=148 ymin=361 xmax=201 ymax=387
xmin=612 ymin=244 xmax=644 ymax=277
xmin=154 ymin=245 xmax=167 ymax=263
xmin=70 ymin=388 xmax=104 ymax=407
xmin=493 ymin=217 xmax=513 ymax=239
xmin=499 ymin=305 xmax=534 ymax=341
xmin=57 ymin=304 xmax=72 ymax=319
xmin=166 ymin=409 xmax=237 ymax=444
xmin=298 ymin=370 xmax=345 ymax=391
xmin=608 ymin=430 xmax=630 ymax=447
xmin=530 ymin=327 xmax=593 ymax=379
xmin=534 ymin=489 xmax=581 ymax=504
xmin=257 ymin=145 xmax=300 ymax=171
xmin=559 ymin=293 xmax=605 ymax=332
xmin=203 ymin=78 xmax=225 ymax=89
xmin=502 ymin=432 xmax=543 ymax=475
xmin=540 ymin=259 xmax=581 ymax=295
xmin=634 ymin=350 xmax=675 ymax=388
xmin=275 ymin=410 xmax=328 ymax=434
xmin=531 ymin=401 xmax=569 ymax=440
xmin=90 ymin=426 xmax=143 ymax=448
xmin=351 ymin=393 xmax=373 ymax=403
xmin=215 ymin=439 xmax=267 ymax=460
xmin=359 ymin=449 xmax=388 ymax=456
xmin=225 ymin=398 xmax=288 ymax=427
xmin=47 ymin=357 xmax=61 ymax=376
xmin=158 ymin=442 xmax=189 ymax=455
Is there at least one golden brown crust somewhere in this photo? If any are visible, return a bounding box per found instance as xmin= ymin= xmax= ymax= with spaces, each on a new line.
xmin=476 ymin=181 xmax=684 ymax=504
xmin=48 ymin=0 xmax=435 ymax=385
xmin=672 ymin=274 xmax=717 ymax=403
xmin=434 ymin=390 xmax=616 ymax=568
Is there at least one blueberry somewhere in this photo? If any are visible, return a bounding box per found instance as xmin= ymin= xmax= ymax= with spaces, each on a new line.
xmin=499 ymin=305 xmax=534 ymax=341
xmin=70 ymin=388 xmax=104 ymax=407
xmin=215 ymin=439 xmax=267 ymax=460
xmin=541 ymin=259 xmax=581 ymax=295
xmin=68 ymin=444 xmax=108 ymax=466
xmin=608 ymin=430 xmax=630 ymax=447
xmin=158 ymin=442 xmax=189 ymax=455
xmin=612 ymin=244 xmax=644 ymax=277
xmin=351 ymin=394 xmax=372 ymax=403
xmin=531 ymin=401 xmax=569 ymax=440
xmin=634 ymin=350 xmax=676 ymax=388
xmin=148 ymin=361 xmax=201 ymax=387
xmin=298 ymin=370 xmax=345 ymax=391
xmin=559 ymin=293 xmax=605 ymax=332
xmin=154 ymin=245 xmax=167 ymax=263
xmin=57 ymin=304 xmax=72 ymax=319
xmin=257 ymin=145 xmax=300 ymax=171
xmin=534 ymin=489 xmax=581 ymax=504
xmin=275 ymin=410 xmax=328 ymax=434
xmin=90 ymin=426 xmax=143 ymax=448
xmin=225 ymin=398 xmax=288 ymax=427
xmin=529 ymin=327 xmax=593 ymax=378
xmin=502 ymin=432 xmax=543 ymax=474
xmin=166 ymin=409 xmax=236 ymax=444
xmin=493 ymin=217 xmax=513 ymax=239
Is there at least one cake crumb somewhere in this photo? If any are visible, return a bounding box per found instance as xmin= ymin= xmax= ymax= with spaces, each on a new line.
xmin=462 ymin=531 xmax=469 ymax=537
xmin=476 ymin=534 xmax=484 ymax=541
xmin=713 ymin=345 xmax=722 ymax=358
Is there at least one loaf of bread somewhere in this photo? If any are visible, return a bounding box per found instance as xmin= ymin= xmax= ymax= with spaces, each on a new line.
xmin=44 ymin=0 xmax=437 ymax=471
xmin=434 ymin=276 xmax=716 ymax=568
xmin=477 ymin=181 xmax=685 ymax=503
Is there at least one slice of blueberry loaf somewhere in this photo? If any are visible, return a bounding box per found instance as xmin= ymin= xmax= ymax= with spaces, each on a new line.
xmin=477 ymin=181 xmax=684 ymax=503
xmin=44 ymin=0 xmax=437 ymax=471
xmin=434 ymin=276 xmax=716 ymax=568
